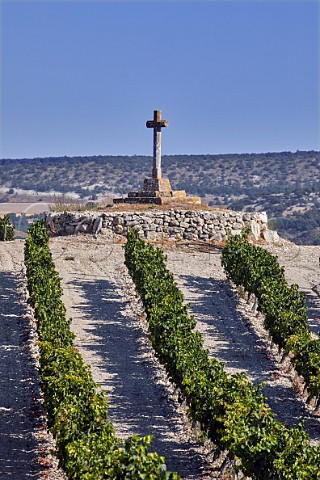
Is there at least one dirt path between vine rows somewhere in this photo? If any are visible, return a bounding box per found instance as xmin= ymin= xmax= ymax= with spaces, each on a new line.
xmin=50 ymin=236 xmax=216 ymax=479
xmin=0 ymin=241 xmax=66 ymax=479
xmin=166 ymin=245 xmax=320 ymax=444
xmin=2 ymin=236 xmax=319 ymax=479
xmin=49 ymin=236 xmax=320 ymax=479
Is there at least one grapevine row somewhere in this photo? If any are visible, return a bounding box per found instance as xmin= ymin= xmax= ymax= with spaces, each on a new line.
xmin=24 ymin=221 xmax=180 ymax=480
xmin=0 ymin=214 xmax=14 ymax=241
xmin=124 ymin=228 xmax=320 ymax=479
xmin=221 ymin=230 xmax=320 ymax=404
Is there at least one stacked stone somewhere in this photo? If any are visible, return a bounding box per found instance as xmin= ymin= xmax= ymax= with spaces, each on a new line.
xmin=45 ymin=209 xmax=279 ymax=243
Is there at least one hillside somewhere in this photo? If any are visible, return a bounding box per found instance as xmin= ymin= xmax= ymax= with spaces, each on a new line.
xmin=0 ymin=150 xmax=319 ymax=244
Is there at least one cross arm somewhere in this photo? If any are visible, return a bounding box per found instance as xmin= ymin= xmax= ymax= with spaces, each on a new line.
xmin=146 ymin=120 xmax=169 ymax=128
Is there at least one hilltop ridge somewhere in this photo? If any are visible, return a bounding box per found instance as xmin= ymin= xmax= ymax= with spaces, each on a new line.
xmin=0 ymin=150 xmax=319 ymax=244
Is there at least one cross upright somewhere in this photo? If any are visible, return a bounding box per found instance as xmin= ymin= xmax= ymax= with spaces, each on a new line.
xmin=146 ymin=110 xmax=168 ymax=179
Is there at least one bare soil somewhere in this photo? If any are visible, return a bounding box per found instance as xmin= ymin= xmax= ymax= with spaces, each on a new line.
xmin=1 ymin=235 xmax=320 ymax=479
xmin=0 ymin=241 xmax=66 ymax=479
xmin=166 ymin=246 xmax=320 ymax=443
xmin=50 ymin=236 xmax=320 ymax=477
xmin=50 ymin=236 xmax=217 ymax=479
xmin=0 ymin=202 xmax=49 ymax=215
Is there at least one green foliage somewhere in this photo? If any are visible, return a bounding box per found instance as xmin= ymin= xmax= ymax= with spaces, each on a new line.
xmin=25 ymin=221 xmax=180 ymax=479
xmin=125 ymin=228 xmax=320 ymax=479
xmin=222 ymin=230 xmax=320 ymax=399
xmin=1 ymin=150 xmax=320 ymax=244
xmin=0 ymin=214 xmax=15 ymax=240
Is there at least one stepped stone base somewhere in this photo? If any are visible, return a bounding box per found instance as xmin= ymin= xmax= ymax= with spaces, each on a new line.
xmin=113 ymin=178 xmax=201 ymax=205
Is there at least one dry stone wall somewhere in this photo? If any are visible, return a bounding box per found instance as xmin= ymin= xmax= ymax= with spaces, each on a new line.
xmin=45 ymin=209 xmax=279 ymax=243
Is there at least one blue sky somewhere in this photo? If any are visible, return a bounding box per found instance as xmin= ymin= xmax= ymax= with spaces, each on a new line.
xmin=1 ymin=0 xmax=319 ymax=159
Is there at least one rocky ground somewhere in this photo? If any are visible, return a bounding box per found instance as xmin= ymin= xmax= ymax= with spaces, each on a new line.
xmin=1 ymin=235 xmax=320 ymax=478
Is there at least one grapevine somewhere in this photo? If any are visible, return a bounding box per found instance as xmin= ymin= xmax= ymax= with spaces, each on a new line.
xmin=0 ymin=214 xmax=15 ymax=241
xmin=125 ymin=228 xmax=320 ymax=479
xmin=222 ymin=230 xmax=320 ymax=402
xmin=24 ymin=221 xmax=180 ymax=480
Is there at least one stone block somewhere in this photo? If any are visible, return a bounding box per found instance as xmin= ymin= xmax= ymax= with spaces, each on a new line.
xmin=242 ymin=213 xmax=251 ymax=222
xmin=65 ymin=225 xmax=75 ymax=235
xmin=256 ymin=212 xmax=268 ymax=224
xmin=93 ymin=217 xmax=103 ymax=234
xmin=126 ymin=220 xmax=139 ymax=227
xmin=75 ymin=223 xmax=90 ymax=234
xmin=169 ymin=220 xmax=180 ymax=227
xmin=180 ymin=222 xmax=189 ymax=228
xmin=184 ymin=232 xmax=194 ymax=240
xmin=233 ymin=222 xmax=243 ymax=230
xmin=262 ymin=229 xmax=279 ymax=243
xmin=211 ymin=232 xmax=224 ymax=242
xmin=143 ymin=177 xmax=172 ymax=193
xmin=114 ymin=225 xmax=124 ymax=234
xmin=145 ymin=230 xmax=161 ymax=241
xmin=250 ymin=221 xmax=260 ymax=240
xmin=171 ymin=226 xmax=184 ymax=232
xmin=172 ymin=190 xmax=187 ymax=199
xmin=230 ymin=229 xmax=242 ymax=237
xmin=113 ymin=216 xmax=124 ymax=226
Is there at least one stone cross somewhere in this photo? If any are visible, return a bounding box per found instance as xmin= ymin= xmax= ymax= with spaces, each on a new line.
xmin=146 ymin=110 xmax=168 ymax=179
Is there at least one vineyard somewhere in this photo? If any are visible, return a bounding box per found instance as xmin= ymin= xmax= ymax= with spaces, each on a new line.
xmin=222 ymin=231 xmax=320 ymax=403
xmin=1 ymin=225 xmax=320 ymax=478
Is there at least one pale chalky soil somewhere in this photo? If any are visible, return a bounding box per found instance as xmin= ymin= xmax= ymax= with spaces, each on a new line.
xmin=3 ymin=234 xmax=319 ymax=479
xmin=0 ymin=241 xmax=66 ymax=480
xmin=50 ymin=236 xmax=216 ymax=480
xmin=166 ymin=245 xmax=320 ymax=443
xmin=50 ymin=236 xmax=320 ymax=478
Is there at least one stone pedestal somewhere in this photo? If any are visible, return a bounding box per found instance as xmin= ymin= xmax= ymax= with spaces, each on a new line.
xmin=113 ymin=177 xmax=201 ymax=205
xmin=113 ymin=110 xmax=201 ymax=206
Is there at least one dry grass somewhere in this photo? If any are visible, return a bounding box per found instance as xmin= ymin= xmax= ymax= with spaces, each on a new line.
xmin=49 ymin=195 xmax=229 ymax=215
xmin=48 ymin=195 xmax=98 ymax=213
xmin=99 ymin=200 xmax=231 ymax=213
